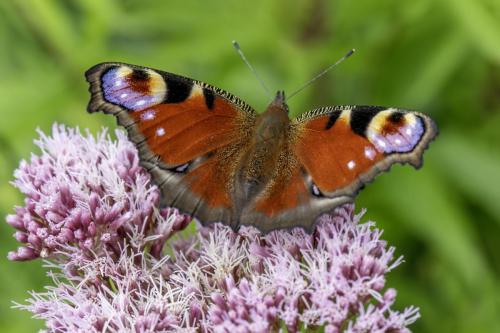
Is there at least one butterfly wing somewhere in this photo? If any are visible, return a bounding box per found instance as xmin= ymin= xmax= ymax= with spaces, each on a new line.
xmin=240 ymin=105 xmax=437 ymax=232
xmin=86 ymin=62 xmax=256 ymax=226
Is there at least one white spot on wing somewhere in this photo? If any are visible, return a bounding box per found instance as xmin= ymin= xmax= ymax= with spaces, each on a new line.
xmin=141 ymin=110 xmax=156 ymax=121
xmin=115 ymin=80 xmax=123 ymax=87
xmin=312 ymin=184 xmax=321 ymax=196
xmin=176 ymin=163 xmax=189 ymax=172
xmin=120 ymin=93 xmax=128 ymax=99
xmin=156 ymin=127 xmax=165 ymax=137
xmin=395 ymin=138 xmax=402 ymax=145
xmin=135 ymin=100 xmax=146 ymax=107
xmin=347 ymin=160 xmax=356 ymax=170
xmin=364 ymin=146 xmax=376 ymax=160
xmin=406 ymin=128 xmax=412 ymax=135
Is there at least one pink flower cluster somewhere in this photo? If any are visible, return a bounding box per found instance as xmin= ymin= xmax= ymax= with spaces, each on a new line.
xmin=7 ymin=125 xmax=190 ymax=261
xmin=7 ymin=125 xmax=419 ymax=332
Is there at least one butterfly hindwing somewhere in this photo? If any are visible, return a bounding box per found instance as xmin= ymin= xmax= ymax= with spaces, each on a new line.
xmin=85 ymin=62 xmax=256 ymax=226
xmin=241 ymin=105 xmax=437 ymax=232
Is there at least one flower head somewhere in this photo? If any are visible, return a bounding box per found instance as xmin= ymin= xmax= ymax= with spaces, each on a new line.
xmin=7 ymin=125 xmax=190 ymax=260
xmin=8 ymin=125 xmax=419 ymax=332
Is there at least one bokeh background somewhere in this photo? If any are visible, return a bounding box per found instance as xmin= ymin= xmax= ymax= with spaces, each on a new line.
xmin=1 ymin=0 xmax=500 ymax=332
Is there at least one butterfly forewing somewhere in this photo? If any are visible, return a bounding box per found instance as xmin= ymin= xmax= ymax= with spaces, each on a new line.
xmin=294 ymin=105 xmax=437 ymax=198
xmin=85 ymin=62 xmax=256 ymax=226
xmin=293 ymin=105 xmax=437 ymax=196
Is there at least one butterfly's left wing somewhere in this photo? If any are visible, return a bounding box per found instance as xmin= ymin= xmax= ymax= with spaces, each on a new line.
xmin=85 ymin=62 xmax=257 ymax=227
xmin=240 ymin=105 xmax=437 ymax=232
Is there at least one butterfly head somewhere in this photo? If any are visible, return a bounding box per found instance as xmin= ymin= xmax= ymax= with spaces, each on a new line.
xmin=269 ymin=90 xmax=289 ymax=114
xmin=255 ymin=90 xmax=291 ymax=142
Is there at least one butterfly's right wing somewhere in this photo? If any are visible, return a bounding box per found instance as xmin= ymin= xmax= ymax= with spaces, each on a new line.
xmin=86 ymin=62 xmax=257 ymax=226
xmin=240 ymin=105 xmax=437 ymax=233
xmin=293 ymin=105 xmax=437 ymax=197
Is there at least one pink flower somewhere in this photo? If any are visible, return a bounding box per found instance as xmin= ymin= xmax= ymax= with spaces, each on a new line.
xmin=8 ymin=124 xmax=419 ymax=332
xmin=7 ymin=125 xmax=190 ymax=260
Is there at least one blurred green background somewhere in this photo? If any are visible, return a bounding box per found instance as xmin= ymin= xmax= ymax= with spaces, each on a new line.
xmin=1 ymin=0 xmax=500 ymax=332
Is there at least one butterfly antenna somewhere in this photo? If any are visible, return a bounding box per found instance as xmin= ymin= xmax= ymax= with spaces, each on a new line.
xmin=287 ymin=49 xmax=356 ymax=100
xmin=232 ymin=40 xmax=272 ymax=98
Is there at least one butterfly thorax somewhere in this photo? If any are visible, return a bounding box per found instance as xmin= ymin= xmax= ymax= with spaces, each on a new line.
xmin=248 ymin=90 xmax=290 ymax=178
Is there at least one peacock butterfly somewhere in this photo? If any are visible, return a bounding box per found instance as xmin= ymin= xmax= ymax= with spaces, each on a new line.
xmin=85 ymin=61 xmax=437 ymax=233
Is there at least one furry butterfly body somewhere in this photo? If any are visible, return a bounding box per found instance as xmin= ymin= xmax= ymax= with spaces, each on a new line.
xmin=86 ymin=62 xmax=437 ymax=233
